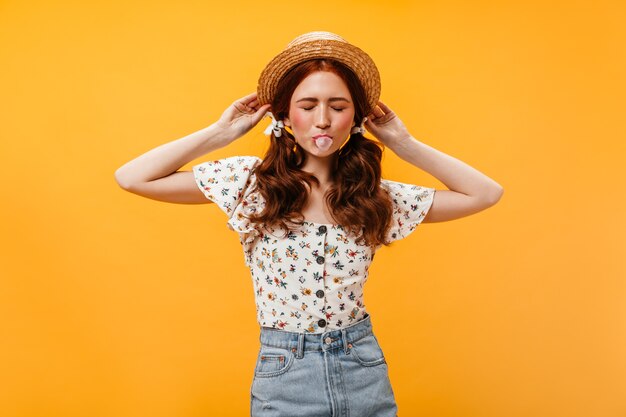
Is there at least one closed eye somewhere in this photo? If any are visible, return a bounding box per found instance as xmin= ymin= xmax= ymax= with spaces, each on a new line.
xmin=302 ymin=107 xmax=346 ymax=112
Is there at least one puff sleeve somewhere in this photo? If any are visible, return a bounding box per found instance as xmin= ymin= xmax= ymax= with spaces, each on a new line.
xmin=380 ymin=178 xmax=436 ymax=243
xmin=192 ymin=155 xmax=262 ymax=221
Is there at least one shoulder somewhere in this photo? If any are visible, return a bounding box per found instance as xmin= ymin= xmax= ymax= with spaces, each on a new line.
xmin=380 ymin=178 xmax=433 ymax=196
xmin=227 ymin=155 xmax=262 ymax=173
xmin=379 ymin=178 xmax=436 ymax=242
xmin=211 ymin=155 xmax=262 ymax=168
xmin=191 ymin=156 xmax=264 ymax=216
xmin=380 ymin=178 xmax=436 ymax=215
xmin=193 ymin=155 xmax=262 ymax=174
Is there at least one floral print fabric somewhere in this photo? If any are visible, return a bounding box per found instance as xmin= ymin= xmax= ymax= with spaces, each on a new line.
xmin=192 ymin=155 xmax=435 ymax=334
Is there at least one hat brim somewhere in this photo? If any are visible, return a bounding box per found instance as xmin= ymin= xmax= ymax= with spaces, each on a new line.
xmin=257 ymin=39 xmax=380 ymax=116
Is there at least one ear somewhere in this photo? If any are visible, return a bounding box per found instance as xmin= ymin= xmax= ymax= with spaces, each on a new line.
xmin=284 ymin=116 xmax=291 ymax=127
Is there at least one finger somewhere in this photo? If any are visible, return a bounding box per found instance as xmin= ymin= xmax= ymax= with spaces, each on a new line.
xmin=250 ymin=103 xmax=272 ymax=124
xmin=377 ymin=100 xmax=394 ymax=114
xmin=237 ymin=99 xmax=258 ymax=113
xmin=237 ymin=92 xmax=258 ymax=103
xmin=373 ymin=106 xmax=385 ymax=117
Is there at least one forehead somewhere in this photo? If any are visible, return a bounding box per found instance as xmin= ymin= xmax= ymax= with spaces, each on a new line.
xmin=291 ymin=71 xmax=351 ymax=99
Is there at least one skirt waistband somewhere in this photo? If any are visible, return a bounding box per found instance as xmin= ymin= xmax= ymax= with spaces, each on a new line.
xmin=259 ymin=313 xmax=373 ymax=359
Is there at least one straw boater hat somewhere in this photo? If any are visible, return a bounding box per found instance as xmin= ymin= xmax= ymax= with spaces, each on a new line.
xmin=257 ymin=31 xmax=381 ymax=116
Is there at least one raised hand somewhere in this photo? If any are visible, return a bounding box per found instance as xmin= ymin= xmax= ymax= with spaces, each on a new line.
xmin=214 ymin=92 xmax=272 ymax=143
xmin=364 ymin=100 xmax=411 ymax=149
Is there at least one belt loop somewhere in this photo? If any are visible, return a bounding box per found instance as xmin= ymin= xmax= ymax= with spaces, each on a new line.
xmin=341 ymin=329 xmax=349 ymax=355
xmin=297 ymin=333 xmax=305 ymax=359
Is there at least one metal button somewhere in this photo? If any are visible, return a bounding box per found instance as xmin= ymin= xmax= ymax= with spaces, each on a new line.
xmin=318 ymin=319 xmax=326 ymax=327
xmin=316 ymin=256 xmax=325 ymax=264
xmin=324 ymin=337 xmax=332 ymax=344
xmin=316 ymin=289 xmax=324 ymax=298
xmin=318 ymin=225 xmax=327 ymax=234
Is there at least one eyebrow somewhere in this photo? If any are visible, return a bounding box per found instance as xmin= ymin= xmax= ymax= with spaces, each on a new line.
xmin=295 ymin=97 xmax=351 ymax=103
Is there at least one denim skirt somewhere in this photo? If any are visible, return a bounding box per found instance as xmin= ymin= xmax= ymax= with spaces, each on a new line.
xmin=250 ymin=313 xmax=398 ymax=417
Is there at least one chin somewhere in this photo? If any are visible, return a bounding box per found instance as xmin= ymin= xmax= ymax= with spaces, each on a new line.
xmin=305 ymin=147 xmax=338 ymax=157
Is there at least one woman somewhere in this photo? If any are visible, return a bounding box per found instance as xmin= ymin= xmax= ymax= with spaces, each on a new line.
xmin=115 ymin=31 xmax=503 ymax=417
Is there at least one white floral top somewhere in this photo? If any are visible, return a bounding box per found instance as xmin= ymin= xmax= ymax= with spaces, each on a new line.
xmin=192 ymin=156 xmax=435 ymax=334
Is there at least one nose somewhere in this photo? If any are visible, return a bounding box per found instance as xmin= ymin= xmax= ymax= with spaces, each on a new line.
xmin=315 ymin=106 xmax=331 ymax=129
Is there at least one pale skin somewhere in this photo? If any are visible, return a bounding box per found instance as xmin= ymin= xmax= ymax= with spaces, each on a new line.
xmin=115 ymin=70 xmax=504 ymax=223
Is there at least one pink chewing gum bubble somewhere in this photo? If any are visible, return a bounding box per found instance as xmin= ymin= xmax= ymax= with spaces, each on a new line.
xmin=314 ymin=137 xmax=333 ymax=151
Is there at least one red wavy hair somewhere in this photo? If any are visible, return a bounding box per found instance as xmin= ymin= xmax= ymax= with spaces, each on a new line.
xmin=248 ymin=59 xmax=394 ymax=248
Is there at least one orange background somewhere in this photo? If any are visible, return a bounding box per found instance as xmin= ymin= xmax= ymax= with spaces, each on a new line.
xmin=1 ymin=1 xmax=625 ymax=416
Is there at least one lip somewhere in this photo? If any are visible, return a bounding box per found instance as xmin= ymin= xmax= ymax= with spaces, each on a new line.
xmin=312 ymin=134 xmax=333 ymax=139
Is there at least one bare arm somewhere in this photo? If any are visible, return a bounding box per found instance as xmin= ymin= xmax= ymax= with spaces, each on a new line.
xmin=114 ymin=92 xmax=271 ymax=204
xmin=365 ymin=100 xmax=504 ymax=222
xmin=114 ymin=124 xmax=229 ymax=203
xmin=392 ymin=138 xmax=504 ymax=222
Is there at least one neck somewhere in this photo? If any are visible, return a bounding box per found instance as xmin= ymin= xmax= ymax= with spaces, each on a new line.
xmin=300 ymin=153 xmax=337 ymax=186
